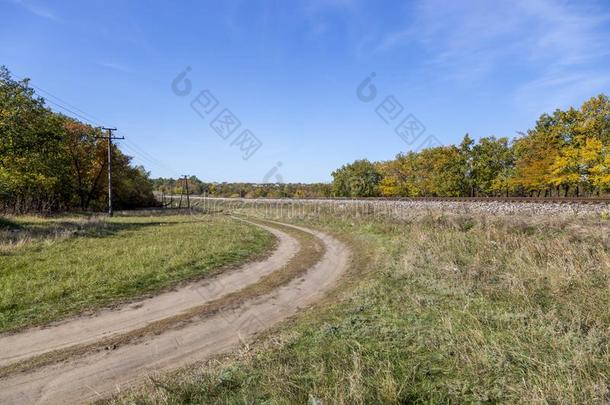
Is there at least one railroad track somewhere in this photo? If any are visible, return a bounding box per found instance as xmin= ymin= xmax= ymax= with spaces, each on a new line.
xmin=170 ymin=195 xmax=610 ymax=205
xmin=375 ymin=197 xmax=610 ymax=204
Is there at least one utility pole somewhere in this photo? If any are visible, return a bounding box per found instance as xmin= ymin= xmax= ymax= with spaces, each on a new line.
xmin=183 ymin=175 xmax=190 ymax=209
xmin=97 ymin=128 xmax=124 ymax=216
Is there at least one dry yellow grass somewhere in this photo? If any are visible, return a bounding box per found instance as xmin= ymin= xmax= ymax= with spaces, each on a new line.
xmin=110 ymin=211 xmax=610 ymax=404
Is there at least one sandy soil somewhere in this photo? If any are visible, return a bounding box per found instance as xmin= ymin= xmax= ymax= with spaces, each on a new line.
xmin=0 ymin=220 xmax=349 ymax=404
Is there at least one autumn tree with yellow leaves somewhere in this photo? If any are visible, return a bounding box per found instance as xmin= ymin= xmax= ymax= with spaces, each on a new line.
xmin=333 ymin=94 xmax=610 ymax=198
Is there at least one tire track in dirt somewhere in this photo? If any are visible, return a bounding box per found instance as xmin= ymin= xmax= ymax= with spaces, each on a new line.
xmin=0 ymin=221 xmax=298 ymax=369
xmin=0 ymin=220 xmax=350 ymax=404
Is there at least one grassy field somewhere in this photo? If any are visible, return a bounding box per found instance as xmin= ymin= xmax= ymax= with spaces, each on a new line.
xmin=114 ymin=211 xmax=610 ymax=404
xmin=0 ymin=213 xmax=274 ymax=333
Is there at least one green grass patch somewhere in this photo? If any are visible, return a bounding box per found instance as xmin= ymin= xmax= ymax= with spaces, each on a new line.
xmin=113 ymin=213 xmax=610 ymax=404
xmin=0 ymin=214 xmax=274 ymax=333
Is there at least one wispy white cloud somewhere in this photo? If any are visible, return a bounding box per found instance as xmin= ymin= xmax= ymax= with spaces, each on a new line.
xmin=302 ymin=0 xmax=360 ymax=15
xmin=300 ymin=0 xmax=362 ymax=34
xmin=98 ymin=61 xmax=133 ymax=74
xmin=377 ymin=0 xmax=610 ymax=110
xmin=10 ymin=0 xmax=60 ymax=21
xmin=511 ymin=0 xmax=610 ymax=112
xmin=517 ymin=0 xmax=610 ymax=66
xmin=514 ymin=71 xmax=610 ymax=114
xmin=382 ymin=0 xmax=608 ymax=75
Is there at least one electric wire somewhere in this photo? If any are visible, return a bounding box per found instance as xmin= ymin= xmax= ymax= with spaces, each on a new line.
xmin=8 ymin=71 xmax=182 ymax=178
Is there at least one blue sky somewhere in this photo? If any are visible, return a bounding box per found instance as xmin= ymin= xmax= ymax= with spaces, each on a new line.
xmin=2 ymin=0 xmax=610 ymax=182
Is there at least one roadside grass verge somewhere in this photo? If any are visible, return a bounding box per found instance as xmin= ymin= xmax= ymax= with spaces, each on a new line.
xmin=112 ymin=212 xmax=610 ymax=404
xmin=0 ymin=214 xmax=275 ymax=333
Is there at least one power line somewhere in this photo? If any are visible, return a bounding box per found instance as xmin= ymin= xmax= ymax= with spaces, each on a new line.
xmin=41 ymin=97 xmax=103 ymax=127
xmin=121 ymin=139 xmax=182 ymax=178
xmin=121 ymin=138 xmax=182 ymax=177
xmin=120 ymin=142 xmax=159 ymax=167
xmin=8 ymin=70 xmax=183 ymax=178
xmin=120 ymin=142 xmax=181 ymax=177
xmin=10 ymin=72 xmax=108 ymax=127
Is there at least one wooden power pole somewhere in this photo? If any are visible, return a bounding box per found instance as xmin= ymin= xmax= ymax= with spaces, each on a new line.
xmin=183 ymin=175 xmax=190 ymax=209
xmin=97 ymin=128 xmax=124 ymax=216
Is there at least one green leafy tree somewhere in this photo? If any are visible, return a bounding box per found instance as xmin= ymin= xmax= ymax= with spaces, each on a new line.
xmin=471 ymin=136 xmax=514 ymax=196
xmin=0 ymin=66 xmax=157 ymax=212
xmin=331 ymin=159 xmax=382 ymax=197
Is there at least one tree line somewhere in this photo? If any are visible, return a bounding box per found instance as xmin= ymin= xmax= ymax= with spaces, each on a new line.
xmin=332 ymin=94 xmax=610 ymax=198
xmin=0 ymin=67 xmax=157 ymax=213
xmin=156 ymin=94 xmax=610 ymax=200
xmin=14 ymin=67 xmax=608 ymax=210
xmin=152 ymin=177 xmax=332 ymax=199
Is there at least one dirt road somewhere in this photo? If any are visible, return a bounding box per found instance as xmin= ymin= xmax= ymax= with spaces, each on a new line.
xmin=0 ymin=221 xmax=299 ymax=368
xmin=0 ymin=219 xmax=349 ymax=404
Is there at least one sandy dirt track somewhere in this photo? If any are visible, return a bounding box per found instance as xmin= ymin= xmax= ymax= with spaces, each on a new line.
xmin=0 ymin=221 xmax=298 ymax=368
xmin=0 ymin=220 xmax=350 ymax=404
